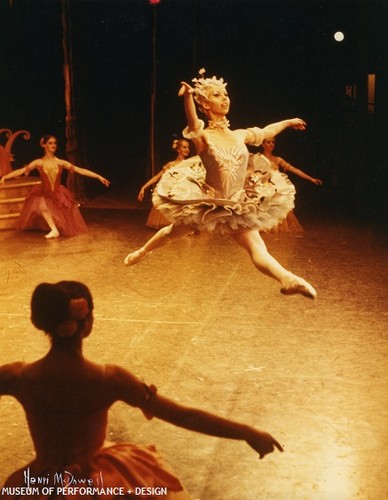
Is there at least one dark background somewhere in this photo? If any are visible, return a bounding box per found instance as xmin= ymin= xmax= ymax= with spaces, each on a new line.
xmin=1 ymin=0 xmax=387 ymax=222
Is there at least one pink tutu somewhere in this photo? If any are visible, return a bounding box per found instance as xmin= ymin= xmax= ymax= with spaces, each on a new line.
xmin=17 ymin=166 xmax=87 ymax=237
xmin=3 ymin=443 xmax=188 ymax=499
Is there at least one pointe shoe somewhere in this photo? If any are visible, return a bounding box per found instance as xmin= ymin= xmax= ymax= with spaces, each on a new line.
xmin=280 ymin=274 xmax=317 ymax=299
xmin=124 ymin=248 xmax=151 ymax=266
xmin=45 ymin=229 xmax=60 ymax=239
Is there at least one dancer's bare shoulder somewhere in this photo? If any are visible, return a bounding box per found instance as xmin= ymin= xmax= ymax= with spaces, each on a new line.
xmin=0 ymin=362 xmax=26 ymax=393
xmin=105 ymin=364 xmax=153 ymax=408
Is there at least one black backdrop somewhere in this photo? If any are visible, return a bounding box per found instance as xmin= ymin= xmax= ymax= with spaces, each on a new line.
xmin=1 ymin=0 xmax=387 ymax=220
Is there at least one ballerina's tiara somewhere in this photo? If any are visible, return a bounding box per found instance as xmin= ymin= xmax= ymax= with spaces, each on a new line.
xmin=192 ymin=68 xmax=227 ymax=105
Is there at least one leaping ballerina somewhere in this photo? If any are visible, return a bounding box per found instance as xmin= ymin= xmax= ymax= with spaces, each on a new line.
xmin=124 ymin=69 xmax=317 ymax=299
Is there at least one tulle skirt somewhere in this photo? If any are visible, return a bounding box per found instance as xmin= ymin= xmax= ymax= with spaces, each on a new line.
xmin=2 ymin=443 xmax=190 ymax=499
xmin=266 ymin=210 xmax=304 ymax=234
xmin=17 ymin=184 xmax=87 ymax=237
xmin=152 ymin=157 xmax=295 ymax=235
xmin=145 ymin=206 xmax=170 ymax=230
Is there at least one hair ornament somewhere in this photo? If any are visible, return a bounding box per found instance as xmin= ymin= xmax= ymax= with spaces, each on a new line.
xmin=191 ymin=68 xmax=228 ymax=107
xmin=69 ymin=298 xmax=90 ymax=321
xmin=39 ymin=135 xmax=56 ymax=147
xmin=172 ymin=138 xmax=188 ymax=151
xmin=56 ymin=298 xmax=89 ymax=338
xmin=56 ymin=320 xmax=78 ymax=338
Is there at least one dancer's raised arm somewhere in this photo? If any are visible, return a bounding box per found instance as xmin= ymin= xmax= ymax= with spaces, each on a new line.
xmin=179 ymin=81 xmax=202 ymax=133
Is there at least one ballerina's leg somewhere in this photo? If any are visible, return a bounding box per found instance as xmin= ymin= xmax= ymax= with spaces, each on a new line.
xmin=124 ymin=223 xmax=195 ymax=265
xmin=231 ymin=229 xmax=316 ymax=299
xmin=38 ymin=199 xmax=59 ymax=239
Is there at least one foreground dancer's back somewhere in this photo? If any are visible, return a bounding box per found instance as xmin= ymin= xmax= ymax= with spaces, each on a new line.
xmin=124 ymin=69 xmax=316 ymax=299
xmin=0 ymin=280 xmax=282 ymax=499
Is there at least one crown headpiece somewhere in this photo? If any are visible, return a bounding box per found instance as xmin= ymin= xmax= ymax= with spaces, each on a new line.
xmin=192 ymin=68 xmax=227 ymax=107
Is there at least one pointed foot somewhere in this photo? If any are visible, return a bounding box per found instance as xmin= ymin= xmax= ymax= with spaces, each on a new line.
xmin=280 ymin=275 xmax=317 ymax=299
xmin=45 ymin=229 xmax=60 ymax=239
xmin=124 ymin=248 xmax=151 ymax=266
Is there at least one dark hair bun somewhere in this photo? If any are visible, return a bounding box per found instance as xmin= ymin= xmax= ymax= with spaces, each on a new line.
xmin=31 ymin=283 xmax=69 ymax=332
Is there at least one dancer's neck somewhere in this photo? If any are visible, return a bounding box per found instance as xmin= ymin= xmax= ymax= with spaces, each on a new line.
xmin=43 ymin=152 xmax=56 ymax=159
xmin=207 ymin=116 xmax=230 ymax=130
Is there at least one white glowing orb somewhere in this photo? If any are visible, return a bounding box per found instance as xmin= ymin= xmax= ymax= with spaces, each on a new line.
xmin=334 ymin=31 xmax=345 ymax=42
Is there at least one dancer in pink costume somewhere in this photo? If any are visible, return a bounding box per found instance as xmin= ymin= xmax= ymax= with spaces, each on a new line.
xmin=249 ymin=136 xmax=323 ymax=233
xmin=138 ymin=139 xmax=191 ymax=229
xmin=0 ymin=135 xmax=110 ymax=238
xmin=124 ymin=69 xmax=316 ymax=299
xmin=0 ymin=280 xmax=282 ymax=499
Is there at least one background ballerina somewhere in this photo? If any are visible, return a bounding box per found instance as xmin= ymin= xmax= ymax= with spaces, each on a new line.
xmin=124 ymin=69 xmax=316 ymax=299
xmin=0 ymin=135 xmax=110 ymax=239
xmin=138 ymin=138 xmax=191 ymax=229
xmin=249 ymin=136 xmax=323 ymax=233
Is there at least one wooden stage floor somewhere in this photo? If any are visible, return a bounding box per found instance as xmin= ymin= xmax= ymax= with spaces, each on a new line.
xmin=0 ymin=204 xmax=387 ymax=499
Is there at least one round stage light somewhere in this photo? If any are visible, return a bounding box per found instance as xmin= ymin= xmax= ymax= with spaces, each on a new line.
xmin=334 ymin=31 xmax=345 ymax=42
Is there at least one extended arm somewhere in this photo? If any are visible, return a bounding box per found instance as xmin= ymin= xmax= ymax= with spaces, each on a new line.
xmin=178 ymin=82 xmax=207 ymax=154
xmin=148 ymin=393 xmax=283 ymax=458
xmin=62 ymin=160 xmax=110 ymax=187
xmin=178 ymin=82 xmax=202 ymax=133
xmin=278 ymin=158 xmax=323 ymax=185
xmin=111 ymin=366 xmax=282 ymax=459
xmin=138 ymin=169 xmax=165 ymax=202
xmin=0 ymin=161 xmax=38 ymax=184
xmin=262 ymin=119 xmax=306 ymax=139
xmin=245 ymin=119 xmax=306 ymax=147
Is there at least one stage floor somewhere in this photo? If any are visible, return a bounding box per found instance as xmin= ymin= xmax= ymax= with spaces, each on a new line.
xmin=0 ymin=204 xmax=387 ymax=499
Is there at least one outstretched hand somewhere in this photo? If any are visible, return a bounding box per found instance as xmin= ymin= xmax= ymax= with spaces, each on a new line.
xmin=137 ymin=188 xmax=145 ymax=202
xmin=246 ymin=428 xmax=283 ymax=459
xmin=289 ymin=118 xmax=306 ymax=130
xmin=99 ymin=176 xmax=110 ymax=187
xmin=178 ymin=81 xmax=194 ymax=97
